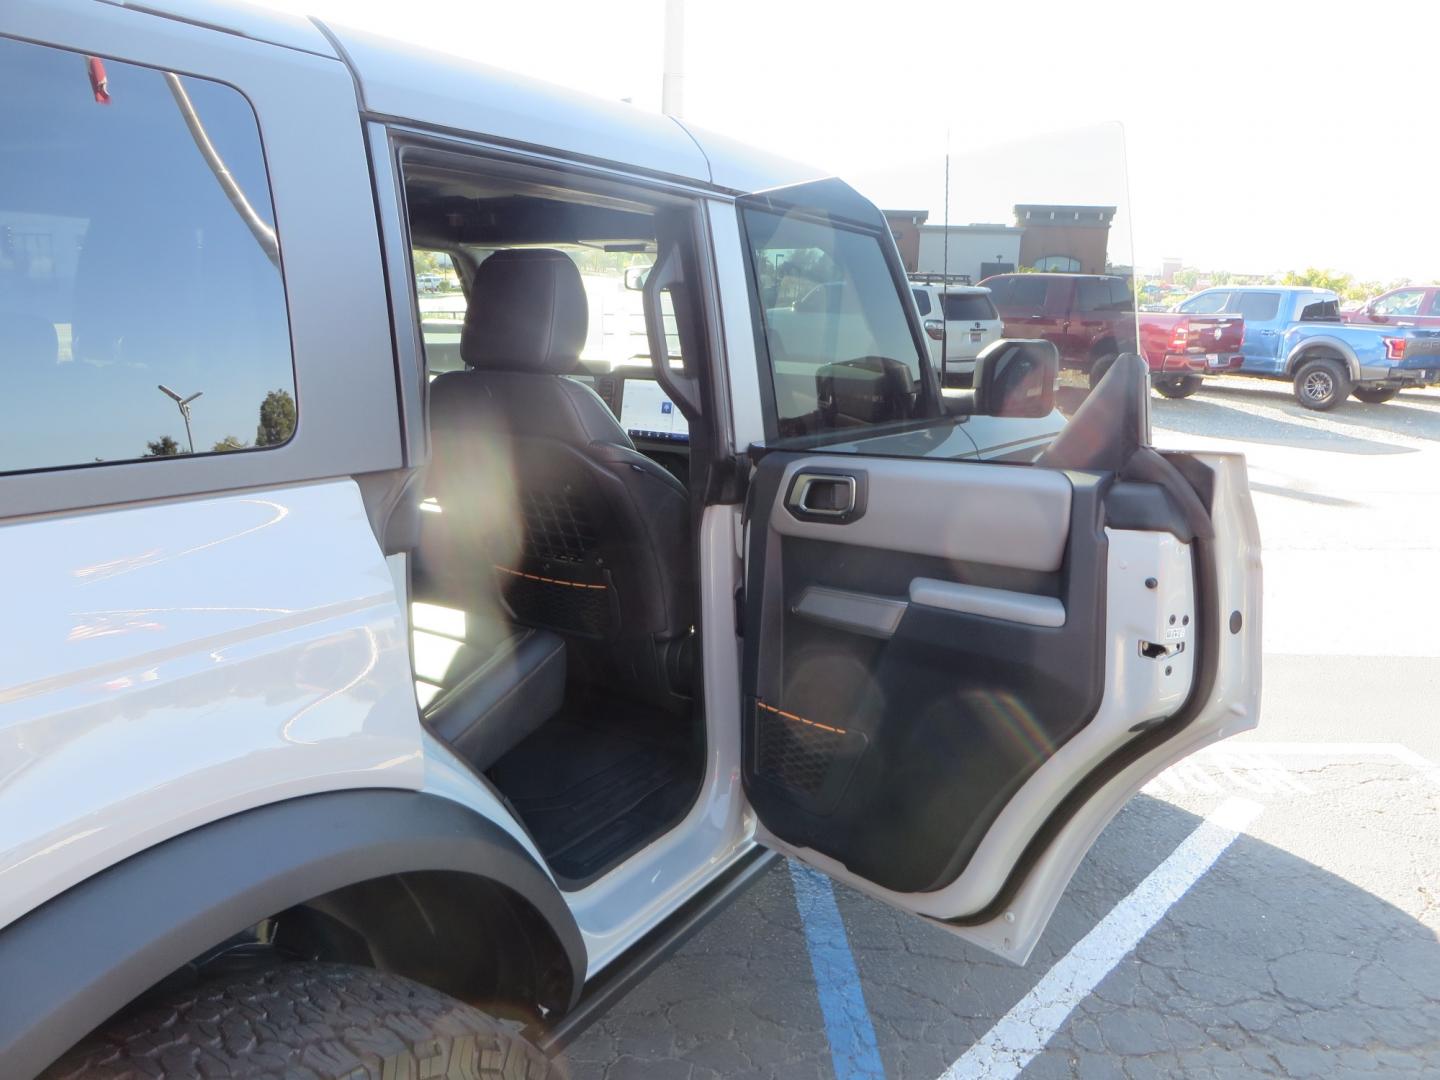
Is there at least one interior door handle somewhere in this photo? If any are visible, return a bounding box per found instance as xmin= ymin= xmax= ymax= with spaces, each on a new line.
xmin=787 ymin=472 xmax=860 ymax=521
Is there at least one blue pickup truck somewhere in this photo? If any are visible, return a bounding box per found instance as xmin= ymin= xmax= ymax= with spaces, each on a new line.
xmin=1176 ymin=285 xmax=1440 ymax=410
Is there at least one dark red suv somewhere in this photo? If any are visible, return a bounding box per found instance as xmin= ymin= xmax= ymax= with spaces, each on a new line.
xmin=979 ymin=273 xmax=1138 ymax=383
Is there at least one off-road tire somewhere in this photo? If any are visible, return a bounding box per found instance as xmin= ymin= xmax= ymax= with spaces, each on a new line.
xmin=1087 ymin=353 xmax=1118 ymax=390
xmin=1352 ymin=386 xmax=1400 ymax=404
xmin=1293 ymin=356 xmax=1352 ymax=411
xmin=1152 ymin=374 xmax=1204 ymax=399
xmin=41 ymin=961 xmax=560 ymax=1080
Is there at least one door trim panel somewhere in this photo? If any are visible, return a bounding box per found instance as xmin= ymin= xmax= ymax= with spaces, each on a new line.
xmin=768 ymin=456 xmax=1072 ymax=571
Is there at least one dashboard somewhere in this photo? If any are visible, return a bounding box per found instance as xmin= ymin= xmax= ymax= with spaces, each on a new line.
xmin=573 ymin=370 xmax=689 ymax=448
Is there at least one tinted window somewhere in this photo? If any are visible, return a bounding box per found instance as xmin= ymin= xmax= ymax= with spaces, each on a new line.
xmin=744 ymin=208 xmax=925 ymax=438
xmin=1299 ymin=298 xmax=1340 ymax=322
xmin=941 ymin=293 xmax=997 ymax=321
xmin=912 ymin=288 xmax=932 ymax=316
xmin=1179 ymin=291 xmax=1229 ymax=314
xmin=1076 ymin=279 xmax=1109 ymax=312
xmin=1428 ymin=292 xmax=1440 ymax=317
xmin=1229 ymin=291 xmax=1281 ymax=321
xmin=1009 ymin=277 xmax=1051 ymax=309
xmin=0 ymin=38 xmax=294 ymax=474
xmin=1107 ymin=277 xmax=1135 ymax=311
xmin=983 ymin=277 xmax=1014 ymax=306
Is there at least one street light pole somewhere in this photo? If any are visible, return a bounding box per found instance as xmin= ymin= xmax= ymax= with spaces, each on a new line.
xmin=158 ymin=384 xmax=203 ymax=454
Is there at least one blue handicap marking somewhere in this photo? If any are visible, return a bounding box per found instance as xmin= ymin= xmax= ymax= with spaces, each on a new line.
xmin=789 ymin=859 xmax=887 ymax=1080
xmin=660 ymin=400 xmax=673 ymax=414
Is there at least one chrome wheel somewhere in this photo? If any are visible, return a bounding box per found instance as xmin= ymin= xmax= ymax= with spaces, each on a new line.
xmin=1302 ymin=369 xmax=1334 ymax=403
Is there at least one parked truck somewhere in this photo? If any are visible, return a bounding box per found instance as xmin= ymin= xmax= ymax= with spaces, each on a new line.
xmin=1176 ymin=286 xmax=1440 ymax=409
xmin=979 ymin=272 xmax=1244 ymax=397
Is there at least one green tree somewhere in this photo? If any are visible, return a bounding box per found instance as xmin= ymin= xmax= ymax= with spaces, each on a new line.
xmin=212 ymin=435 xmax=249 ymax=452
xmin=145 ymin=435 xmax=183 ymax=457
xmin=1280 ymin=267 xmax=1355 ymax=296
xmin=255 ymin=388 xmax=297 ymax=447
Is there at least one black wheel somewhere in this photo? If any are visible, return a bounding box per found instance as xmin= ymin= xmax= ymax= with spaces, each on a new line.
xmin=1293 ymin=356 xmax=1352 ymax=411
xmin=1353 ymin=386 xmax=1400 ymax=404
xmin=1087 ymin=353 xmax=1118 ymax=390
xmin=1152 ymin=374 xmax=1204 ymax=399
xmin=41 ymin=962 xmax=559 ymax=1080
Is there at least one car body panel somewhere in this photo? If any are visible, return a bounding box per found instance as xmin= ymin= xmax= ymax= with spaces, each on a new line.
xmin=0 ymin=480 xmax=424 ymax=935
xmin=1139 ymin=313 xmax=1245 ymax=374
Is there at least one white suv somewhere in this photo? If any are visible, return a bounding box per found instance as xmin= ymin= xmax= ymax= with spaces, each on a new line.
xmin=0 ymin=3 xmax=1261 ymax=1077
xmin=910 ymin=279 xmax=1003 ymax=384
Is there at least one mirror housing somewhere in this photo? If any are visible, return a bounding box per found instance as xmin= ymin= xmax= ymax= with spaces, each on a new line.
xmin=623 ymin=265 xmax=651 ymax=291
xmin=972 ymin=338 xmax=1060 ymax=418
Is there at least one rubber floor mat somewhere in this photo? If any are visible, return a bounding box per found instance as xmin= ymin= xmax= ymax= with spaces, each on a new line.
xmin=487 ymin=713 xmax=699 ymax=885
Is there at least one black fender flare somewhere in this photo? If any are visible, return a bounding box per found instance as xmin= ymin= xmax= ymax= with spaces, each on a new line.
xmin=0 ymin=790 xmax=585 ymax=1079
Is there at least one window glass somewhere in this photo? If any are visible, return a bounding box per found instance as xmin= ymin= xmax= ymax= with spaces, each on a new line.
xmin=912 ymin=288 xmax=932 ymax=316
xmin=1427 ymin=292 xmax=1440 ymax=317
xmin=941 ymin=293 xmax=998 ymax=321
xmin=744 ymin=208 xmax=925 ymax=438
xmin=1229 ymin=291 xmax=1281 ymax=321
xmin=1107 ymin=277 xmax=1135 ymax=311
xmin=1009 ymin=276 xmax=1051 ymax=309
xmin=419 ymin=244 xmax=675 ymax=377
xmin=0 ymin=38 xmax=295 ymax=473
xmin=1178 ymin=291 xmax=1229 ymax=314
xmin=1033 ymin=255 xmax=1081 ymax=272
xmin=1374 ymin=289 xmax=1424 ymax=316
xmin=1076 ymin=279 xmax=1109 ymax=312
xmin=1299 ymin=298 xmax=1340 ymax=322
xmin=983 ymin=277 xmax=1014 ymax=306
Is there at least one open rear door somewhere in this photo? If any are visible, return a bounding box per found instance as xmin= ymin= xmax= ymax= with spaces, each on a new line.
xmin=733 ymin=180 xmax=1262 ymax=963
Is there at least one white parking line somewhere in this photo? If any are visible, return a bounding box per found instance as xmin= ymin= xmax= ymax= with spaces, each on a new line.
xmin=1234 ymin=741 xmax=1440 ymax=787
xmin=936 ymin=797 xmax=1264 ymax=1080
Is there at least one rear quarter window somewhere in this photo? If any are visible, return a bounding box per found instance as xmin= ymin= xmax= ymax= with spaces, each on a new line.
xmin=912 ymin=288 xmax=932 ymax=316
xmin=0 ymin=37 xmax=295 ymax=474
xmin=941 ymin=293 xmax=997 ymax=321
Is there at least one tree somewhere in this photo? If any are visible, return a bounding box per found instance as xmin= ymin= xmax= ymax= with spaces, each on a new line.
xmin=212 ymin=435 xmax=249 ymax=452
xmin=255 ymin=389 xmax=296 ymax=447
xmin=145 ymin=435 xmax=183 ymax=457
xmin=1281 ymin=267 xmax=1356 ymax=297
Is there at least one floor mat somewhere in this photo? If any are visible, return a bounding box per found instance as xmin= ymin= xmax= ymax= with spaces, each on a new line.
xmin=487 ymin=710 xmax=699 ymax=885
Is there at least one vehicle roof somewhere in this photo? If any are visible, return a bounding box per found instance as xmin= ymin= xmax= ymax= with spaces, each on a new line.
xmin=981 ymin=272 xmax=1124 ymax=280
xmin=317 ymin=17 xmax=825 ymax=194
xmin=911 ymin=283 xmax=992 ymax=294
xmin=91 ymin=0 xmax=826 ymax=194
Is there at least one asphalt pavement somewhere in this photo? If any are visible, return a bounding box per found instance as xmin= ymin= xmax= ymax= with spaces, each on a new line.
xmin=563 ymin=375 xmax=1440 ymax=1080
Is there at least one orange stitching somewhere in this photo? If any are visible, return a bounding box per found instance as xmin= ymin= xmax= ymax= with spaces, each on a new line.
xmin=757 ymin=700 xmax=848 ymax=736
xmin=494 ymin=565 xmax=608 ymax=591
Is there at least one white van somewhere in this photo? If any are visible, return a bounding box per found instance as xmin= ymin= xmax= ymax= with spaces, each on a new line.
xmin=0 ymin=3 xmax=1262 ymax=1076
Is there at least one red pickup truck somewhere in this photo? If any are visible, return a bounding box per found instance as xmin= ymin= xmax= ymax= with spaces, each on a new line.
xmin=978 ymin=272 xmax=1245 ymax=398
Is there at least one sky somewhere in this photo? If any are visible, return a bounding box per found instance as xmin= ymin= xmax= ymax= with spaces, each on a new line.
xmin=259 ymin=0 xmax=1437 ymax=282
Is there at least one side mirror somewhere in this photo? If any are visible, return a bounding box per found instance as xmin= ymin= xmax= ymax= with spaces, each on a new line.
xmin=972 ymin=338 xmax=1059 ymax=418
xmin=624 ymin=265 xmax=651 ymax=291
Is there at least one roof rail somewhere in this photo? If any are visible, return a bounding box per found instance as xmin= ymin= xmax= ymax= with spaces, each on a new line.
xmin=909 ymin=272 xmax=973 ymax=286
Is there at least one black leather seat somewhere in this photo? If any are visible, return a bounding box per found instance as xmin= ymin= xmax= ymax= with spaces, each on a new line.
xmin=423 ymin=248 xmax=693 ymax=709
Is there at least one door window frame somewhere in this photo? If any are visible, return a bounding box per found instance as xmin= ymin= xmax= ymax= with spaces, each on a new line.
xmin=736 ymin=193 xmax=942 ymax=447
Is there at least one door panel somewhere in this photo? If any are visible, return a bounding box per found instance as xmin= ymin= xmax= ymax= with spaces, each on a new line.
xmin=741 ymin=447 xmax=1256 ymax=958
xmin=744 ymin=456 xmax=1111 ymax=895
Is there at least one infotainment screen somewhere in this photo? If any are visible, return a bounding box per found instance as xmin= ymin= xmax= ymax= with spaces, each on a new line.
xmin=619 ymin=378 xmax=689 ymax=443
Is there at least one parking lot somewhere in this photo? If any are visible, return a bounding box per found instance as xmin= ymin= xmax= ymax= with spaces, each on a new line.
xmin=564 ymin=376 xmax=1440 ymax=1080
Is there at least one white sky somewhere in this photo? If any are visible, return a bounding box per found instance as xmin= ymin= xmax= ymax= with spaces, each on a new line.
xmin=260 ymin=0 xmax=1436 ymax=282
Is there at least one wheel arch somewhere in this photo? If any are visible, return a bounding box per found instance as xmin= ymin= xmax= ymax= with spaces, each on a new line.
xmin=1286 ymin=337 xmax=1360 ymax=379
xmin=0 ymin=790 xmax=585 ymax=1080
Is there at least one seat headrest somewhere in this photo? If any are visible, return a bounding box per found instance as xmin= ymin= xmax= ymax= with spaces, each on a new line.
xmin=461 ymin=248 xmax=589 ymax=374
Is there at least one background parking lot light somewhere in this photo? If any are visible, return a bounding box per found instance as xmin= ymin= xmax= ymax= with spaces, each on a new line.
xmin=157 ymin=384 xmax=203 ymax=454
